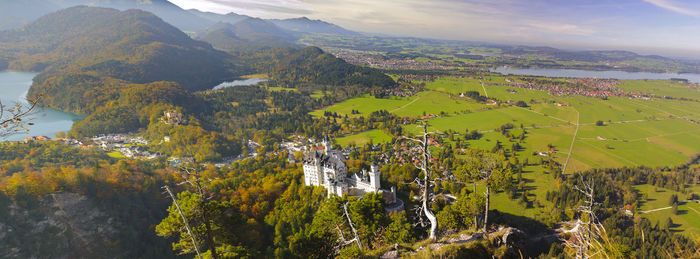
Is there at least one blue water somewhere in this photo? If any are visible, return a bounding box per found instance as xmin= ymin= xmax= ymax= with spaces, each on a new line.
xmin=213 ymin=78 xmax=268 ymax=90
xmin=492 ymin=67 xmax=700 ymax=84
xmin=0 ymin=72 xmax=81 ymax=141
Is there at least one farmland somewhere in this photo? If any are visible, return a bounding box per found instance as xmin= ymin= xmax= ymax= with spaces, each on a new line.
xmin=318 ymin=76 xmax=700 ymax=171
xmin=313 ymin=75 xmax=700 ymax=234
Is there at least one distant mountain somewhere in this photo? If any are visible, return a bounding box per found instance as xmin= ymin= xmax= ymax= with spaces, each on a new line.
xmin=0 ymin=0 xmax=60 ymax=30
xmin=188 ymin=9 xmax=251 ymax=25
xmin=0 ymin=0 xmax=214 ymax=31
xmin=53 ymin=0 xmax=213 ymax=31
xmin=187 ymin=8 xmax=359 ymax=37
xmin=503 ymin=46 xmax=671 ymax=63
xmin=269 ymin=17 xmax=359 ymax=36
xmin=0 ymin=6 xmax=236 ymax=113
xmin=197 ymin=18 xmax=297 ymax=51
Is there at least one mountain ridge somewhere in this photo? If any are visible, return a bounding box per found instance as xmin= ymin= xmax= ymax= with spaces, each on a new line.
xmin=0 ymin=6 xmax=237 ymax=114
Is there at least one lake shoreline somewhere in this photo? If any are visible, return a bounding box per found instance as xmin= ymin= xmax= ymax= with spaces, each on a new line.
xmin=0 ymin=72 xmax=81 ymax=141
xmin=491 ymin=67 xmax=700 ymax=84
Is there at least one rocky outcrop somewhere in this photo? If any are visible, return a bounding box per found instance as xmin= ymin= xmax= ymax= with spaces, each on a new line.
xmin=0 ymin=193 xmax=121 ymax=258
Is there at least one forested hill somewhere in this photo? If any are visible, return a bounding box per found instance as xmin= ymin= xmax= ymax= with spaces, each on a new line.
xmin=196 ymin=19 xmax=298 ymax=51
xmin=270 ymin=46 xmax=395 ymax=88
xmin=0 ymin=6 xmax=237 ymax=113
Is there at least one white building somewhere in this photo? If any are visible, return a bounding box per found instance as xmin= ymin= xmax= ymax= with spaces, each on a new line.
xmin=303 ymin=139 xmax=387 ymax=198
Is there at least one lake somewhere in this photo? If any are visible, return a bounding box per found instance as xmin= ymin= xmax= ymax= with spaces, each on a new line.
xmin=0 ymin=72 xmax=81 ymax=141
xmin=491 ymin=67 xmax=700 ymax=84
xmin=213 ymin=78 xmax=268 ymax=90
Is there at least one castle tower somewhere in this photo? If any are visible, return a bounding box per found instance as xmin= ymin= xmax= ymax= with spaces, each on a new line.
xmin=368 ymin=164 xmax=381 ymax=191
xmin=322 ymin=137 xmax=332 ymax=154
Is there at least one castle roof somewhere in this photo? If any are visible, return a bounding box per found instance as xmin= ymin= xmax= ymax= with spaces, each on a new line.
xmin=303 ymin=148 xmax=347 ymax=171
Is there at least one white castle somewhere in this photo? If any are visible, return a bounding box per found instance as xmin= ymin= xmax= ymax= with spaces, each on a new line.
xmin=303 ymin=138 xmax=386 ymax=198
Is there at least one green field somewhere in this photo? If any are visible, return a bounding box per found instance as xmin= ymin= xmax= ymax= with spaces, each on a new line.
xmin=335 ymin=129 xmax=393 ymax=146
xmin=324 ymin=76 xmax=700 ymax=174
xmin=618 ymin=80 xmax=700 ymax=101
xmin=323 ymin=76 xmax=700 ymax=234
xmin=425 ymin=77 xmax=552 ymax=102
xmin=634 ymin=184 xmax=700 ymax=237
xmin=311 ymin=91 xmax=487 ymax=118
xmin=106 ymin=151 xmax=126 ymax=159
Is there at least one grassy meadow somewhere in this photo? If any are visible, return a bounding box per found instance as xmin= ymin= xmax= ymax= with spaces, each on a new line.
xmin=312 ymin=76 xmax=700 ymax=234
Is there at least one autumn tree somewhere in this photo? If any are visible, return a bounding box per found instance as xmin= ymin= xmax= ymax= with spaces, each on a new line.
xmin=0 ymin=96 xmax=39 ymax=139
xmin=459 ymin=150 xmax=511 ymax=231
xmin=157 ymin=164 xmax=228 ymax=259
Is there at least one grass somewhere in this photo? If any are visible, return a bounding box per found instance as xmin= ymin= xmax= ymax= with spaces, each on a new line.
xmin=335 ymin=129 xmax=393 ymax=146
xmin=618 ymin=80 xmax=700 ymax=101
xmin=310 ymin=90 xmax=330 ymax=99
xmin=308 ymin=77 xmax=700 ymax=225
xmin=391 ymin=91 xmax=486 ymax=118
xmin=311 ymin=91 xmax=486 ymax=118
xmin=310 ymin=94 xmax=413 ymax=118
xmin=634 ymin=184 xmax=700 ymax=236
xmin=241 ymin=73 xmax=269 ymax=79
xmin=107 ymin=151 xmax=126 ymax=159
xmin=559 ymin=96 xmax=669 ymax=124
xmin=404 ymin=106 xmax=567 ymax=135
xmin=425 ymin=77 xmax=551 ymax=102
xmin=314 ymin=79 xmax=700 ymax=173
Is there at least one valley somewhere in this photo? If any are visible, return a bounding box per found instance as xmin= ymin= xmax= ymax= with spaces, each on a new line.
xmin=0 ymin=1 xmax=698 ymax=258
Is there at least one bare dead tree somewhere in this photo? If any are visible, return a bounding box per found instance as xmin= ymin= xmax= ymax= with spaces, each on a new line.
xmin=395 ymin=123 xmax=440 ymax=240
xmin=0 ymin=95 xmax=40 ymax=139
xmin=163 ymin=185 xmax=203 ymax=259
xmin=334 ymin=201 xmax=363 ymax=251
xmin=563 ymin=178 xmax=605 ymax=259
xmin=178 ymin=162 xmax=219 ymax=259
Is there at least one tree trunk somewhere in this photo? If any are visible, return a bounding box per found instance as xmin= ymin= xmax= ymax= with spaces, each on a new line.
xmin=483 ymin=185 xmax=490 ymax=232
xmin=423 ymin=170 xmax=438 ymax=240
xmin=202 ymin=201 xmax=218 ymax=259
xmin=422 ymin=125 xmax=438 ymax=240
xmin=343 ymin=202 xmax=363 ymax=249
xmin=163 ymin=186 xmax=202 ymax=259
xmin=196 ymin=178 xmax=218 ymax=259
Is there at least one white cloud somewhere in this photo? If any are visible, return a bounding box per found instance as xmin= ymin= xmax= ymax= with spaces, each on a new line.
xmin=526 ymin=22 xmax=596 ymax=36
xmin=168 ymin=0 xmax=700 ymax=55
xmin=643 ymin=0 xmax=700 ymax=17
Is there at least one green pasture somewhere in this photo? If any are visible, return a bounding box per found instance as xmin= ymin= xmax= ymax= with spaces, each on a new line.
xmin=425 ymin=77 xmax=551 ymax=102
xmin=634 ymin=184 xmax=700 ymax=236
xmin=311 ymin=91 xmax=487 ymax=119
xmin=107 ymin=151 xmax=126 ymax=159
xmin=335 ymin=129 xmax=393 ymax=146
xmin=310 ymin=94 xmax=412 ymax=118
xmin=390 ymin=91 xmax=487 ymax=117
xmin=312 ymin=77 xmax=700 ymax=175
xmin=409 ymin=106 xmax=567 ymax=134
xmin=619 ymin=80 xmax=700 ymax=101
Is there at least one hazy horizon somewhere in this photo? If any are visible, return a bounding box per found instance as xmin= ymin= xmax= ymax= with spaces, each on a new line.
xmin=169 ymin=0 xmax=700 ymax=58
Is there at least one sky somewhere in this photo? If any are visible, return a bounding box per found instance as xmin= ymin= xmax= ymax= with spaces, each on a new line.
xmin=169 ymin=0 xmax=700 ymax=57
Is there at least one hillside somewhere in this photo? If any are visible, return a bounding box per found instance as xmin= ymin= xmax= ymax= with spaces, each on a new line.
xmin=271 ymin=46 xmax=394 ymax=88
xmin=55 ymin=0 xmax=212 ymax=31
xmin=0 ymin=6 xmax=237 ymax=113
xmin=0 ymin=0 xmax=213 ymax=31
xmin=188 ymin=9 xmax=250 ymax=25
xmin=197 ymin=19 xmax=297 ymax=51
xmin=269 ymin=17 xmax=359 ymax=36
xmin=502 ymin=46 xmax=672 ymax=63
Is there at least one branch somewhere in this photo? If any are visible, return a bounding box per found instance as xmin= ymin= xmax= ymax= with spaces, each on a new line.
xmin=163 ymin=185 xmax=203 ymax=259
